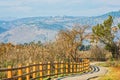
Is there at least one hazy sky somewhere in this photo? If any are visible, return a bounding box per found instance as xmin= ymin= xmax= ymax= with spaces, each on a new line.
xmin=0 ymin=0 xmax=120 ymax=18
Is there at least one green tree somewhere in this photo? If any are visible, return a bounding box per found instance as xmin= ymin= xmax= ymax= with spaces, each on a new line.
xmin=118 ymin=23 xmax=120 ymax=29
xmin=92 ymin=16 xmax=120 ymax=59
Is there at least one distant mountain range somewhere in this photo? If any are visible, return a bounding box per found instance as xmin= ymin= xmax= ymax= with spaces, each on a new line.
xmin=0 ymin=11 xmax=120 ymax=44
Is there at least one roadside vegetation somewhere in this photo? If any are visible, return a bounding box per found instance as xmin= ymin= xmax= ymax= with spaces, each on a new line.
xmin=100 ymin=67 xmax=120 ymax=80
xmin=92 ymin=16 xmax=120 ymax=80
xmin=96 ymin=60 xmax=120 ymax=80
xmin=0 ymin=16 xmax=120 ymax=79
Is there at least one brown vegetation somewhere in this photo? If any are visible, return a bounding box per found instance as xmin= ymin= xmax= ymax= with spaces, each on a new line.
xmin=56 ymin=24 xmax=90 ymax=61
xmin=0 ymin=24 xmax=90 ymax=67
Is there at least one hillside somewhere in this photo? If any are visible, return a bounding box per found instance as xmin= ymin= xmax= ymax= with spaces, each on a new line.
xmin=0 ymin=11 xmax=120 ymax=44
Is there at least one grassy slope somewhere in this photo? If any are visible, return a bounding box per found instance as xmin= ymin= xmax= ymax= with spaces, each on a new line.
xmin=96 ymin=61 xmax=120 ymax=80
xmin=99 ymin=67 xmax=120 ymax=80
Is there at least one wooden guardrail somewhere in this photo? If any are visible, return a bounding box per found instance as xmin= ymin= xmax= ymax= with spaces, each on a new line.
xmin=0 ymin=59 xmax=90 ymax=80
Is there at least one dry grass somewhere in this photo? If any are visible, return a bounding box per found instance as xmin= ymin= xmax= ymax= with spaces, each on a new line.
xmin=99 ymin=67 xmax=120 ymax=80
xmin=0 ymin=43 xmax=66 ymax=68
xmin=96 ymin=60 xmax=120 ymax=80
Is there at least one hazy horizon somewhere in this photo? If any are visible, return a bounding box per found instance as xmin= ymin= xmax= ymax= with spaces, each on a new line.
xmin=0 ymin=0 xmax=120 ymax=18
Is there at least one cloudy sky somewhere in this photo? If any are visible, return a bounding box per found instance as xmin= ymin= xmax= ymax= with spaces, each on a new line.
xmin=0 ymin=0 xmax=120 ymax=18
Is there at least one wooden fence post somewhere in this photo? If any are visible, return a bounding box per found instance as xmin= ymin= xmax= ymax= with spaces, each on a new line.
xmin=88 ymin=59 xmax=90 ymax=71
xmin=47 ymin=62 xmax=51 ymax=78
xmin=74 ymin=62 xmax=76 ymax=74
xmin=86 ymin=59 xmax=88 ymax=72
xmin=18 ymin=64 xmax=22 ymax=80
xmin=70 ymin=62 xmax=72 ymax=74
xmin=32 ymin=63 xmax=36 ymax=78
xmin=83 ymin=60 xmax=85 ymax=72
xmin=85 ymin=59 xmax=87 ymax=72
xmin=84 ymin=59 xmax=86 ymax=72
xmin=77 ymin=62 xmax=79 ymax=73
xmin=61 ymin=61 xmax=64 ymax=75
xmin=7 ymin=66 xmax=12 ymax=79
xmin=26 ymin=63 xmax=30 ymax=80
xmin=39 ymin=62 xmax=43 ymax=80
xmin=79 ymin=62 xmax=81 ymax=72
xmin=54 ymin=61 xmax=58 ymax=77
xmin=81 ymin=61 xmax=83 ymax=72
xmin=76 ymin=62 xmax=77 ymax=73
xmin=66 ymin=62 xmax=68 ymax=75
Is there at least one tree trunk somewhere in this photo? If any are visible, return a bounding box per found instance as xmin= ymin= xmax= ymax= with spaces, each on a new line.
xmin=102 ymin=41 xmax=120 ymax=59
xmin=111 ymin=43 xmax=120 ymax=59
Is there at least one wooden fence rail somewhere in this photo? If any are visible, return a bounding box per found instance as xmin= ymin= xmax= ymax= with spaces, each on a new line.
xmin=0 ymin=59 xmax=90 ymax=80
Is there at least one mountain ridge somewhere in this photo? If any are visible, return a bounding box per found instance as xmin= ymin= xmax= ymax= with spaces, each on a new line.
xmin=0 ymin=10 xmax=120 ymax=44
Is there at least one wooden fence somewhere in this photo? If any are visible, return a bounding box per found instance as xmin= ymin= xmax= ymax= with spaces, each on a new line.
xmin=0 ymin=59 xmax=90 ymax=80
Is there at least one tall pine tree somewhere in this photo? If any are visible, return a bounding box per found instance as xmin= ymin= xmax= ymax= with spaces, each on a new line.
xmin=92 ymin=16 xmax=120 ymax=59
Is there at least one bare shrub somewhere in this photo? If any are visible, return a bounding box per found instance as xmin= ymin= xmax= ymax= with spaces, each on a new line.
xmin=90 ymin=46 xmax=112 ymax=61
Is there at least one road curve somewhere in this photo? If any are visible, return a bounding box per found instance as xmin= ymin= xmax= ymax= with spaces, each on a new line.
xmin=56 ymin=62 xmax=108 ymax=80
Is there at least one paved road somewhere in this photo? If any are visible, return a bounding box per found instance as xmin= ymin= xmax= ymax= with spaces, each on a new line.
xmin=56 ymin=62 xmax=108 ymax=80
